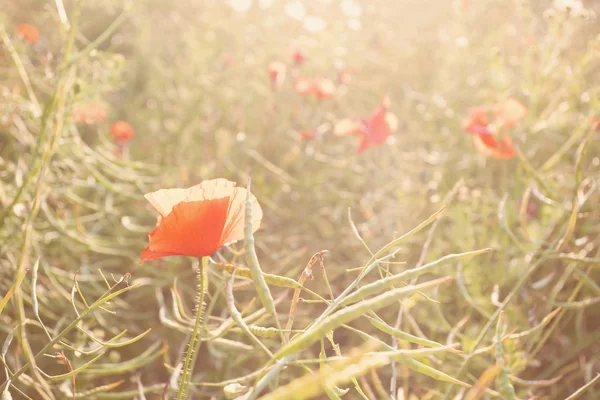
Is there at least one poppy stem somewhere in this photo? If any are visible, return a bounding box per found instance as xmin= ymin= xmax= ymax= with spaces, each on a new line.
xmin=177 ymin=256 xmax=208 ymax=400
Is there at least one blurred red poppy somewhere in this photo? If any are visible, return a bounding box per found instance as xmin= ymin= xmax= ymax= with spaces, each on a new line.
xmin=292 ymin=48 xmax=306 ymax=65
xmin=294 ymin=77 xmax=335 ymax=100
xmin=141 ymin=179 xmax=263 ymax=262
xmin=298 ymin=129 xmax=316 ymax=141
xmin=111 ymin=121 xmax=135 ymax=145
xmin=462 ymin=98 xmax=526 ymax=160
xmin=335 ymin=98 xmax=398 ymax=153
xmin=267 ymin=61 xmax=286 ymax=90
xmin=17 ymin=23 xmax=39 ymax=44
xmin=358 ymin=107 xmax=398 ymax=153
xmin=71 ymin=103 xmax=107 ymax=125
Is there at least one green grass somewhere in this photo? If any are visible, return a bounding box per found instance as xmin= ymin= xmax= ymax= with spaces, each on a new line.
xmin=1 ymin=0 xmax=599 ymax=399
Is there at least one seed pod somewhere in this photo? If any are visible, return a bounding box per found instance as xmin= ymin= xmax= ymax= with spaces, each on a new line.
xmin=243 ymin=179 xmax=285 ymax=343
xmin=275 ymin=276 xmax=453 ymax=358
xmin=226 ymin=269 xmax=273 ymax=357
xmin=339 ymin=249 xmax=489 ymax=307
xmin=211 ymin=261 xmax=304 ymax=290
xmin=370 ymin=318 xmax=446 ymax=348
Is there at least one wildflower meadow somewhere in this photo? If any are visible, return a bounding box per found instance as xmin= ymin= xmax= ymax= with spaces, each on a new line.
xmin=1 ymin=0 xmax=600 ymax=399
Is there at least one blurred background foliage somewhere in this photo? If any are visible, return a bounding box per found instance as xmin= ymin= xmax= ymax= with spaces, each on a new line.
xmin=1 ymin=0 xmax=599 ymax=398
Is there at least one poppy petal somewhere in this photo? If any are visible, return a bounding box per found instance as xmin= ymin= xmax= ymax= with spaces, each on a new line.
xmin=143 ymin=197 xmax=230 ymax=261
xmin=471 ymin=135 xmax=494 ymax=156
xmin=478 ymin=132 xmax=498 ymax=148
xmin=145 ymin=179 xmax=240 ymax=218
xmin=220 ymin=187 xmax=263 ymax=246
xmin=490 ymin=136 xmax=516 ymax=159
xmin=183 ymin=179 xmax=262 ymax=246
xmin=184 ymin=178 xmax=238 ymax=202
xmin=365 ymin=109 xmax=392 ymax=145
xmin=462 ymin=106 xmax=491 ymax=135
xmin=144 ymin=188 xmax=190 ymax=218
xmin=495 ymin=98 xmax=527 ymax=129
xmin=464 ymin=123 xmax=493 ymax=136
xmin=472 ymin=135 xmax=515 ymax=160
xmin=140 ymin=246 xmax=180 ymax=262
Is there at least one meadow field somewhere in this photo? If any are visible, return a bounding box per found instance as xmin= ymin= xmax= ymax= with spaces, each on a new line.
xmin=1 ymin=0 xmax=600 ymax=399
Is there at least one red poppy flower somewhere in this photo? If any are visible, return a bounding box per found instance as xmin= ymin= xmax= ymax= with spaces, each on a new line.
xmin=335 ymin=98 xmax=398 ymax=153
xmin=140 ymin=179 xmax=263 ymax=262
xmin=462 ymin=98 xmax=526 ymax=160
xmin=358 ymin=108 xmax=398 ymax=153
xmin=71 ymin=103 xmax=107 ymax=125
xmin=298 ymin=129 xmax=316 ymax=141
xmin=17 ymin=23 xmax=39 ymax=44
xmin=111 ymin=121 xmax=135 ymax=145
xmin=292 ymin=48 xmax=306 ymax=65
xmin=461 ymin=106 xmax=496 ymax=147
xmin=267 ymin=61 xmax=286 ymax=90
xmin=294 ymin=77 xmax=335 ymax=100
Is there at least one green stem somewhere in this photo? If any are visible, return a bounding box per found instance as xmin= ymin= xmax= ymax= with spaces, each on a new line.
xmin=0 ymin=0 xmax=83 ymax=228
xmin=67 ymin=1 xmax=133 ymax=66
xmin=177 ymin=257 xmax=208 ymax=400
